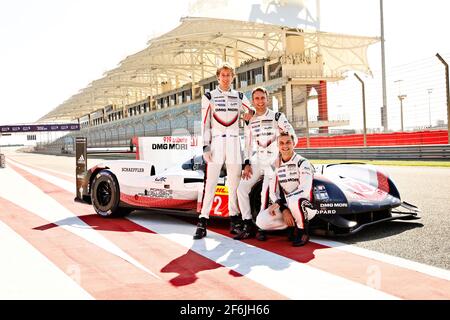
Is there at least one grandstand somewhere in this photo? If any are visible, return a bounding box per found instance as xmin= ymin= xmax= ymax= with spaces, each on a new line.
xmin=36 ymin=17 xmax=379 ymax=153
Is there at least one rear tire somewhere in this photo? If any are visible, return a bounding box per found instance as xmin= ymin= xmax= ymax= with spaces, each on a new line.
xmin=91 ymin=170 xmax=131 ymax=218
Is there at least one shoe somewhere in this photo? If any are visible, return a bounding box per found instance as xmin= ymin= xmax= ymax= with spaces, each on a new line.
xmin=286 ymin=227 xmax=296 ymax=242
xmin=229 ymin=215 xmax=243 ymax=234
xmin=256 ymin=229 xmax=267 ymax=241
xmin=193 ymin=217 xmax=208 ymax=240
xmin=292 ymin=228 xmax=310 ymax=247
xmin=233 ymin=219 xmax=256 ymax=240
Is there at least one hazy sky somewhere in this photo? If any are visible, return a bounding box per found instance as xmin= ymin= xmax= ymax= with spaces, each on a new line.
xmin=1 ymin=0 xmax=449 ymax=127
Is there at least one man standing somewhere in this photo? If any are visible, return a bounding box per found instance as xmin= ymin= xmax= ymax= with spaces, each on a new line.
xmin=234 ymin=87 xmax=297 ymax=240
xmin=194 ymin=62 xmax=254 ymax=240
xmin=255 ymin=132 xmax=315 ymax=246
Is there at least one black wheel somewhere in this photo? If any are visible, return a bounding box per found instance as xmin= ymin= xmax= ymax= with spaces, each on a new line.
xmin=249 ymin=179 xmax=264 ymax=221
xmin=91 ymin=170 xmax=131 ymax=218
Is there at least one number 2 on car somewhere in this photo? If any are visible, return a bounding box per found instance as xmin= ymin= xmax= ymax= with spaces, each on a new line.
xmin=210 ymin=186 xmax=229 ymax=217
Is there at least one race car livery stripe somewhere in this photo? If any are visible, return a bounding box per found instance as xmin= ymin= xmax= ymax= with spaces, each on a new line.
xmin=377 ymin=171 xmax=390 ymax=193
xmin=213 ymin=113 xmax=239 ymax=127
xmin=120 ymin=193 xmax=197 ymax=210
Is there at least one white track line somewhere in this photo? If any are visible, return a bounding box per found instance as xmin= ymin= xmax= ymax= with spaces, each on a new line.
xmin=6 ymin=158 xmax=74 ymax=191
xmin=22 ymin=162 xmax=74 ymax=178
xmin=0 ymin=221 xmax=93 ymax=300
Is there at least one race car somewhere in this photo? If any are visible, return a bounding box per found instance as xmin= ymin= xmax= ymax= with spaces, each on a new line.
xmin=78 ymin=154 xmax=420 ymax=236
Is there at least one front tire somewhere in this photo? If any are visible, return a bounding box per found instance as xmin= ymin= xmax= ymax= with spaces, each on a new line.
xmin=91 ymin=170 xmax=130 ymax=218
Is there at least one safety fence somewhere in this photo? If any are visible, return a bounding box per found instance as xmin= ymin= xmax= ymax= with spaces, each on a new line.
xmin=295 ymin=144 xmax=450 ymax=161
xmin=297 ymin=130 xmax=449 ymax=148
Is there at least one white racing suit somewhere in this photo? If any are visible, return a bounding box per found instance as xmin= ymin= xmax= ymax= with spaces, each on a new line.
xmin=200 ymin=87 xmax=253 ymax=219
xmin=237 ymin=109 xmax=297 ymax=220
xmin=256 ymin=153 xmax=315 ymax=231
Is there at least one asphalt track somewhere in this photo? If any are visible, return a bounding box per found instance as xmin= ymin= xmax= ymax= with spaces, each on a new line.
xmin=0 ymin=147 xmax=449 ymax=300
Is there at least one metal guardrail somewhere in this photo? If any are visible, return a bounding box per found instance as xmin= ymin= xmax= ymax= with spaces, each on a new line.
xmin=86 ymin=146 xmax=135 ymax=155
xmin=295 ymin=144 xmax=450 ymax=161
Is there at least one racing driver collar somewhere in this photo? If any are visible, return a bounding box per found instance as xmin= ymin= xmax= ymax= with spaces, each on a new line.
xmin=254 ymin=108 xmax=269 ymax=118
xmin=217 ymin=86 xmax=232 ymax=94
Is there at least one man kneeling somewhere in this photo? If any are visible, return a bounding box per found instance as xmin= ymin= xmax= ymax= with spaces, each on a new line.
xmin=255 ymin=133 xmax=315 ymax=246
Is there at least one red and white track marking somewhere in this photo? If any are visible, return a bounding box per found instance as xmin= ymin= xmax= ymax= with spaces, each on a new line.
xmin=0 ymin=221 xmax=93 ymax=300
xmin=129 ymin=214 xmax=397 ymax=299
xmin=0 ymin=161 xmax=160 ymax=280
xmin=1 ymin=160 xmax=286 ymax=300
xmin=1 ymin=156 xmax=450 ymax=300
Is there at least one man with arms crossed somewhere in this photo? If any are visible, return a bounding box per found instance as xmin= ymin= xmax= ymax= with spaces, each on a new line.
xmin=256 ymin=132 xmax=314 ymax=246
xmin=194 ymin=62 xmax=254 ymax=240
xmin=234 ymin=87 xmax=297 ymax=240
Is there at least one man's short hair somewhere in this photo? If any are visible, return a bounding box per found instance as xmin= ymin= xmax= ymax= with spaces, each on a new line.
xmin=251 ymin=86 xmax=269 ymax=99
xmin=279 ymin=131 xmax=294 ymax=142
xmin=216 ymin=62 xmax=235 ymax=77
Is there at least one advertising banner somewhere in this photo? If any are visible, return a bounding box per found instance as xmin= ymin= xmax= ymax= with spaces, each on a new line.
xmin=138 ymin=136 xmax=203 ymax=174
xmin=0 ymin=124 xmax=80 ymax=133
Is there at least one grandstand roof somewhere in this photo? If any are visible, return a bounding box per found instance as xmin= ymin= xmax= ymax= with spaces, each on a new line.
xmin=39 ymin=16 xmax=379 ymax=122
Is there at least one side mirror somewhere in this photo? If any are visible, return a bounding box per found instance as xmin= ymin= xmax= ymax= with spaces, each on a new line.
xmin=193 ymin=155 xmax=206 ymax=171
xmin=182 ymin=155 xmax=206 ymax=171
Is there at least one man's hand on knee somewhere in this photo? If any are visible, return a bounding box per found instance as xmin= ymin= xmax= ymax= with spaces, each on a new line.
xmin=267 ymin=203 xmax=279 ymax=216
xmin=282 ymin=208 xmax=295 ymax=227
